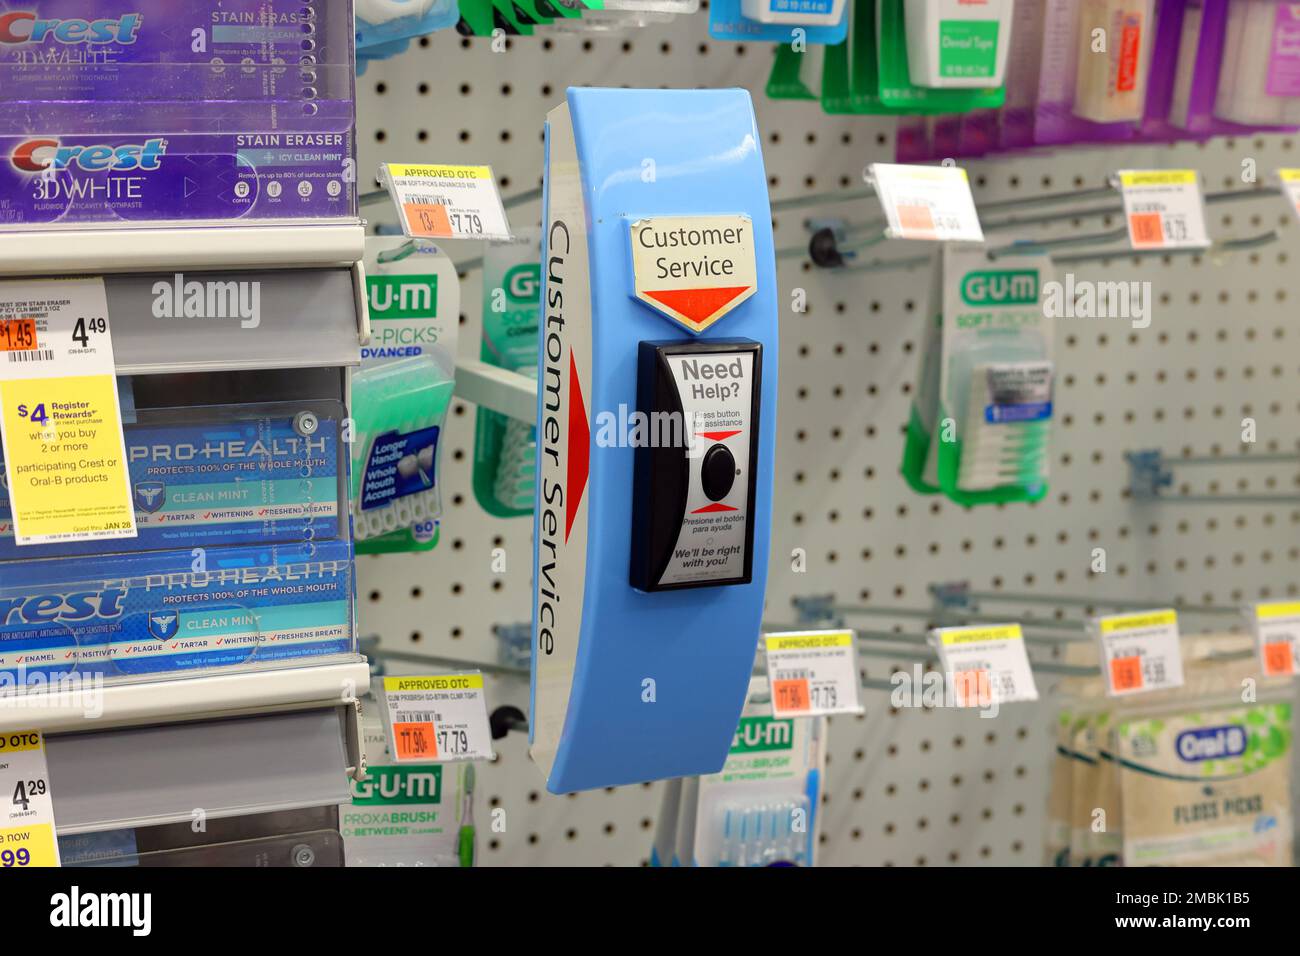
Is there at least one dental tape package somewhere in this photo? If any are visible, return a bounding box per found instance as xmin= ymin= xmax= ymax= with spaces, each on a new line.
xmin=0 ymin=538 xmax=354 ymax=684
xmin=0 ymin=0 xmax=355 ymax=105
xmin=0 ymin=400 xmax=348 ymax=562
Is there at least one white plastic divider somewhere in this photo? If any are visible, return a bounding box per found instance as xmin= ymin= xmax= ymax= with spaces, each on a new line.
xmin=0 ymin=221 xmax=367 ymax=277
xmin=0 ymin=657 xmax=371 ymax=737
xmin=454 ymin=357 xmax=539 ymax=422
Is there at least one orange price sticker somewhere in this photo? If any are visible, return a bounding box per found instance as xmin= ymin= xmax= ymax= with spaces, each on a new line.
xmin=1262 ymin=641 xmax=1295 ymax=677
xmin=772 ymin=678 xmax=811 ymax=713
xmin=402 ymin=202 xmax=452 ymax=239
xmin=392 ymin=720 xmax=438 ymax=761
xmin=0 ymin=317 xmax=36 ymax=352
xmin=952 ymin=669 xmax=991 ymax=708
xmin=897 ymin=203 xmax=937 ymax=238
xmin=1128 ymin=212 xmax=1164 ymax=248
xmin=1110 ymin=655 xmax=1144 ymax=692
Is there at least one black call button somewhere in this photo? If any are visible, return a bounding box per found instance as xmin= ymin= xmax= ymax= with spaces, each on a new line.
xmin=701 ymin=444 xmax=736 ymax=501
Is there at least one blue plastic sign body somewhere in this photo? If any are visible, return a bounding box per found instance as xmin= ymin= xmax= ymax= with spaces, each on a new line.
xmin=530 ymin=88 xmax=779 ymax=793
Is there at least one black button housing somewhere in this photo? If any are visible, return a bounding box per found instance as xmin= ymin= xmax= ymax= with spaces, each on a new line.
xmin=701 ymin=444 xmax=736 ymax=501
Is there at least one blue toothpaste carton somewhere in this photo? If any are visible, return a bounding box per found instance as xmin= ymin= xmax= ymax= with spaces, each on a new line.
xmin=0 ymin=538 xmax=355 ymax=683
xmin=0 ymin=401 xmax=347 ymax=560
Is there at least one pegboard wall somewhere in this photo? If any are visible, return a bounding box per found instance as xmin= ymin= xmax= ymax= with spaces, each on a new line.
xmin=352 ymin=11 xmax=1300 ymax=866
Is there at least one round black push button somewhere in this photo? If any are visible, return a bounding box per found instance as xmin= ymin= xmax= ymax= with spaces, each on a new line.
xmin=701 ymin=444 xmax=736 ymax=502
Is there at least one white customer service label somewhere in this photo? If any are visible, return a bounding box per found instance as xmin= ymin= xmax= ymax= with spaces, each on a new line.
xmin=383 ymin=674 xmax=494 ymax=763
xmin=932 ymin=623 xmax=1038 ymax=706
xmin=1092 ymin=609 xmax=1184 ymax=696
xmin=1118 ymin=170 xmax=1210 ymax=249
xmin=870 ymin=163 xmax=984 ymax=242
xmin=382 ymin=163 xmax=512 ymax=241
xmin=0 ymin=730 xmax=59 ymax=867
xmin=764 ymin=631 xmax=863 ymax=717
xmin=1253 ymin=601 xmax=1300 ymax=677
xmin=629 ymin=215 xmax=757 ymax=333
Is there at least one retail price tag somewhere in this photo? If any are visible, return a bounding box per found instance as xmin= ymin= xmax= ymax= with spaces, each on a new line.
xmin=382 ymin=163 xmax=512 ymax=241
xmin=1117 ymin=170 xmax=1210 ymax=249
xmin=1091 ymin=609 xmax=1185 ymax=696
xmin=0 ymin=730 xmax=60 ymax=868
xmin=870 ymin=163 xmax=983 ymax=242
xmin=382 ymin=674 xmax=494 ymax=763
xmin=0 ymin=277 xmax=136 ymax=546
xmin=931 ymin=623 xmax=1038 ymax=707
xmin=763 ymin=630 xmax=863 ymax=717
xmin=1252 ymin=601 xmax=1300 ymax=677
xmin=1278 ymin=169 xmax=1300 ymax=222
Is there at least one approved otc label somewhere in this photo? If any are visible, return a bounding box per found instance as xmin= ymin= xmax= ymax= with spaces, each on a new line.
xmin=382 ymin=674 xmax=494 ymax=763
xmin=0 ymin=730 xmax=60 ymax=868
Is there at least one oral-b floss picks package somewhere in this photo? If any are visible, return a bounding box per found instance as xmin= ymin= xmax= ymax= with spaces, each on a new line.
xmin=932 ymin=246 xmax=1054 ymax=506
xmin=354 ymin=238 xmax=461 ymax=553
xmin=473 ymin=229 xmax=541 ymax=518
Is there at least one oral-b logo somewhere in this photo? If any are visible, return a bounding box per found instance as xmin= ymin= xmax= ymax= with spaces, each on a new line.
xmin=0 ymin=589 xmax=127 ymax=626
xmin=960 ymin=270 xmax=1039 ymax=306
xmin=0 ymin=12 xmax=143 ymax=46
xmin=11 ymin=137 xmax=166 ymax=173
xmin=1176 ymin=725 xmax=1247 ymax=762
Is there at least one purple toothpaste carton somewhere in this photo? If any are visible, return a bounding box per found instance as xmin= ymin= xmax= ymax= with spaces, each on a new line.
xmin=0 ymin=127 xmax=356 ymax=225
xmin=0 ymin=0 xmax=355 ymax=104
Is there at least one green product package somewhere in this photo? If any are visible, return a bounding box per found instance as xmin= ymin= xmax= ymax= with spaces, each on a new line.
xmin=767 ymin=44 xmax=822 ymax=101
xmin=355 ymin=238 xmax=461 ymax=554
xmin=819 ymin=39 xmax=854 ymax=114
xmin=847 ymin=0 xmax=890 ymax=113
xmin=472 ymin=229 xmax=541 ymax=518
xmin=875 ymin=0 xmax=1005 ymax=113
xmin=1116 ymin=704 xmax=1293 ymax=867
xmin=901 ymin=246 xmax=1054 ymax=507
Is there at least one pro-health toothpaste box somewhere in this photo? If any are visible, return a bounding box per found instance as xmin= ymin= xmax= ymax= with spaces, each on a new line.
xmin=0 ymin=402 xmax=347 ymax=560
xmin=0 ymin=537 xmax=355 ymax=683
xmin=0 ymin=0 xmax=355 ymax=103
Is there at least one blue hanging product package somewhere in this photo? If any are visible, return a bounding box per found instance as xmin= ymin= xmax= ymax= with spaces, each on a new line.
xmin=709 ymin=0 xmax=848 ymax=44
xmin=531 ymin=87 xmax=780 ymax=793
xmin=356 ymin=0 xmax=461 ymax=50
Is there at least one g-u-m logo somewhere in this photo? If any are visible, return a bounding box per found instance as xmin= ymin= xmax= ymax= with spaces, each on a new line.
xmin=960 ymin=270 xmax=1039 ymax=306
xmin=11 ymin=137 xmax=167 ymax=173
xmin=0 ymin=12 xmax=143 ymax=45
xmin=0 ymin=589 xmax=127 ymax=626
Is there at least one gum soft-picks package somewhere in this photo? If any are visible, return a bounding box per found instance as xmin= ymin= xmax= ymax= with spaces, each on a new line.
xmin=356 ymin=238 xmax=460 ymax=553
xmin=0 ymin=400 xmax=347 ymax=561
xmin=350 ymin=357 xmax=455 ymax=545
xmin=902 ymin=246 xmax=1054 ymax=506
xmin=472 ymin=230 xmax=540 ymax=518
xmin=0 ymin=0 xmax=355 ymax=105
xmin=0 ymin=538 xmax=354 ymax=685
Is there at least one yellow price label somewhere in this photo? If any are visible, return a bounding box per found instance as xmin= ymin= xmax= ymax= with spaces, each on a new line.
xmin=0 ymin=823 xmax=59 ymax=868
xmin=1098 ymin=609 xmax=1178 ymax=635
xmin=1119 ymin=169 xmax=1197 ymax=187
xmin=766 ymin=631 xmax=853 ymax=652
xmin=0 ymin=374 xmax=136 ymax=544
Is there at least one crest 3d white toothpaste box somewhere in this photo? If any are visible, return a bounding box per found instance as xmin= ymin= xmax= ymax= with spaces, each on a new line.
xmin=0 ymin=0 xmax=355 ymax=103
